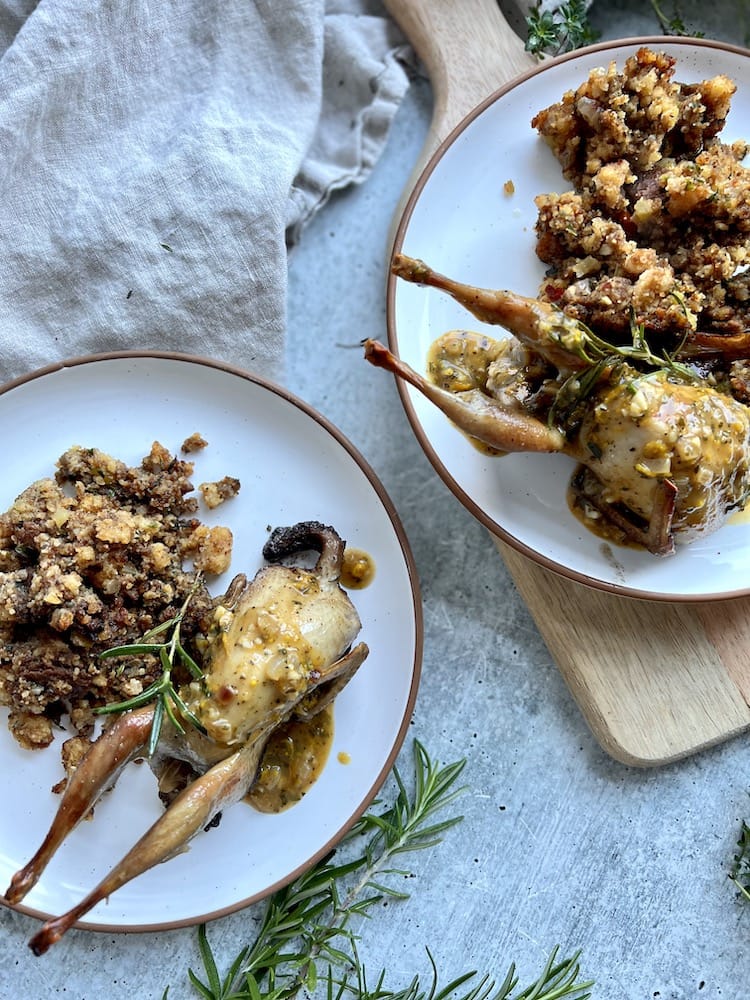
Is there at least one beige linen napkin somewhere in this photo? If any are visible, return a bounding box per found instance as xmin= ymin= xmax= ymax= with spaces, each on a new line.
xmin=0 ymin=0 xmax=411 ymax=383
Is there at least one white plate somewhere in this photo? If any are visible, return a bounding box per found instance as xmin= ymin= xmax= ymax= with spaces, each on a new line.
xmin=0 ymin=353 xmax=421 ymax=931
xmin=389 ymin=38 xmax=750 ymax=601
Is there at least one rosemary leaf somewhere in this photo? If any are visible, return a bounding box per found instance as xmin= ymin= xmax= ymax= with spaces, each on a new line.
xmin=346 ymin=894 xmax=385 ymax=916
xmin=99 ymin=642 xmax=163 ymax=658
xmin=179 ymin=642 xmax=204 ymax=678
xmin=149 ymin=698 xmax=165 ymax=757
xmin=198 ymin=924 xmax=223 ymax=997
xmin=170 ymin=687 xmax=208 ymax=733
xmin=162 ymin=693 xmax=187 ymax=736
xmin=178 ymin=742 xmax=592 ymax=1000
xmin=94 ymin=574 xmax=206 ymax=753
xmin=514 ymin=947 xmax=592 ymax=1000
xmin=144 ymin=618 xmax=181 ymax=641
xmin=93 ymin=682 xmax=162 ymax=715
xmin=187 ymin=968 xmax=218 ymax=1000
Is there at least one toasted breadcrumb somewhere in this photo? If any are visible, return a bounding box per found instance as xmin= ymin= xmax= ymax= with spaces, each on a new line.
xmin=0 ymin=442 xmax=238 ymax=762
xmin=181 ymin=432 xmax=208 ymax=453
xmin=531 ymin=47 xmax=750 ymax=347
xmin=199 ymin=476 xmax=241 ymax=509
xmin=185 ymin=524 xmax=234 ymax=575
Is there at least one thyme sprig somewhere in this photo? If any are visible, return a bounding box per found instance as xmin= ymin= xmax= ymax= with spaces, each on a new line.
xmin=649 ymin=0 xmax=705 ymax=37
xmin=524 ymin=0 xmax=711 ymax=57
xmin=525 ymin=1 xmax=598 ymax=57
xmin=95 ymin=574 xmax=207 ymax=755
xmin=176 ymin=741 xmax=592 ymax=1000
xmin=730 ymin=818 xmax=750 ymax=902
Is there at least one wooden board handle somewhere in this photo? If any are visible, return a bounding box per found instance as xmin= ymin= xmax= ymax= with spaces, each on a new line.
xmin=384 ymin=0 xmax=535 ymax=208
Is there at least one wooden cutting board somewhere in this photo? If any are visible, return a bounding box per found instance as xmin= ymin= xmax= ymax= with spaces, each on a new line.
xmin=384 ymin=0 xmax=750 ymax=766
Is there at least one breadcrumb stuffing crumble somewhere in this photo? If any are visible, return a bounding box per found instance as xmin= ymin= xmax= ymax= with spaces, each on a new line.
xmin=0 ymin=440 xmax=238 ymax=767
xmin=199 ymin=476 xmax=241 ymax=510
xmin=531 ymin=47 xmax=750 ymax=350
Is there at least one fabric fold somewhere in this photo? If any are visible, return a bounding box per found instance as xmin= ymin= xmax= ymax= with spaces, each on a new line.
xmin=0 ymin=0 xmax=411 ymax=383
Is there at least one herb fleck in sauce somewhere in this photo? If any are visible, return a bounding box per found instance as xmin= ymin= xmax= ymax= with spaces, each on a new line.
xmin=246 ymin=706 xmax=334 ymax=813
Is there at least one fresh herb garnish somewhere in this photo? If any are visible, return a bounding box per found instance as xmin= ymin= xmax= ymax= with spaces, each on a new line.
xmin=525 ymin=0 xmax=598 ymax=56
xmin=525 ymin=0 xmax=707 ymax=57
xmin=95 ymin=575 xmax=207 ymax=755
xmin=649 ymin=0 xmax=705 ymax=37
xmin=548 ymin=309 xmax=698 ymax=381
xmin=173 ymin=741 xmax=592 ymax=1000
xmin=545 ymin=309 xmax=699 ymax=434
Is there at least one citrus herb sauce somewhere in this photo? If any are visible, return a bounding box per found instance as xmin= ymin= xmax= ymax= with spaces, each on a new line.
xmin=245 ymin=545 xmax=374 ymax=813
xmin=247 ymin=707 xmax=335 ymax=813
xmin=340 ymin=546 xmax=376 ymax=589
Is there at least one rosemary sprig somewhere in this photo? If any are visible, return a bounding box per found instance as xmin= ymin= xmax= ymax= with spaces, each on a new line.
xmin=549 ymin=310 xmax=698 ymax=382
xmin=544 ymin=309 xmax=699 ymax=435
xmin=94 ymin=574 xmax=207 ymax=755
xmin=339 ymin=942 xmax=590 ymax=1000
xmin=730 ymin=818 xmax=750 ymax=903
xmin=177 ymin=741 xmax=592 ymax=1000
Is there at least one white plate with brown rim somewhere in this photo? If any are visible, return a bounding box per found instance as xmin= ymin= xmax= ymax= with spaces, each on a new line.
xmin=387 ymin=37 xmax=750 ymax=602
xmin=0 ymin=352 xmax=422 ymax=932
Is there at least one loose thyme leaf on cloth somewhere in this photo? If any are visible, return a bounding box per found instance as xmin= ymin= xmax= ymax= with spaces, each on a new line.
xmin=0 ymin=0 xmax=412 ymax=384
